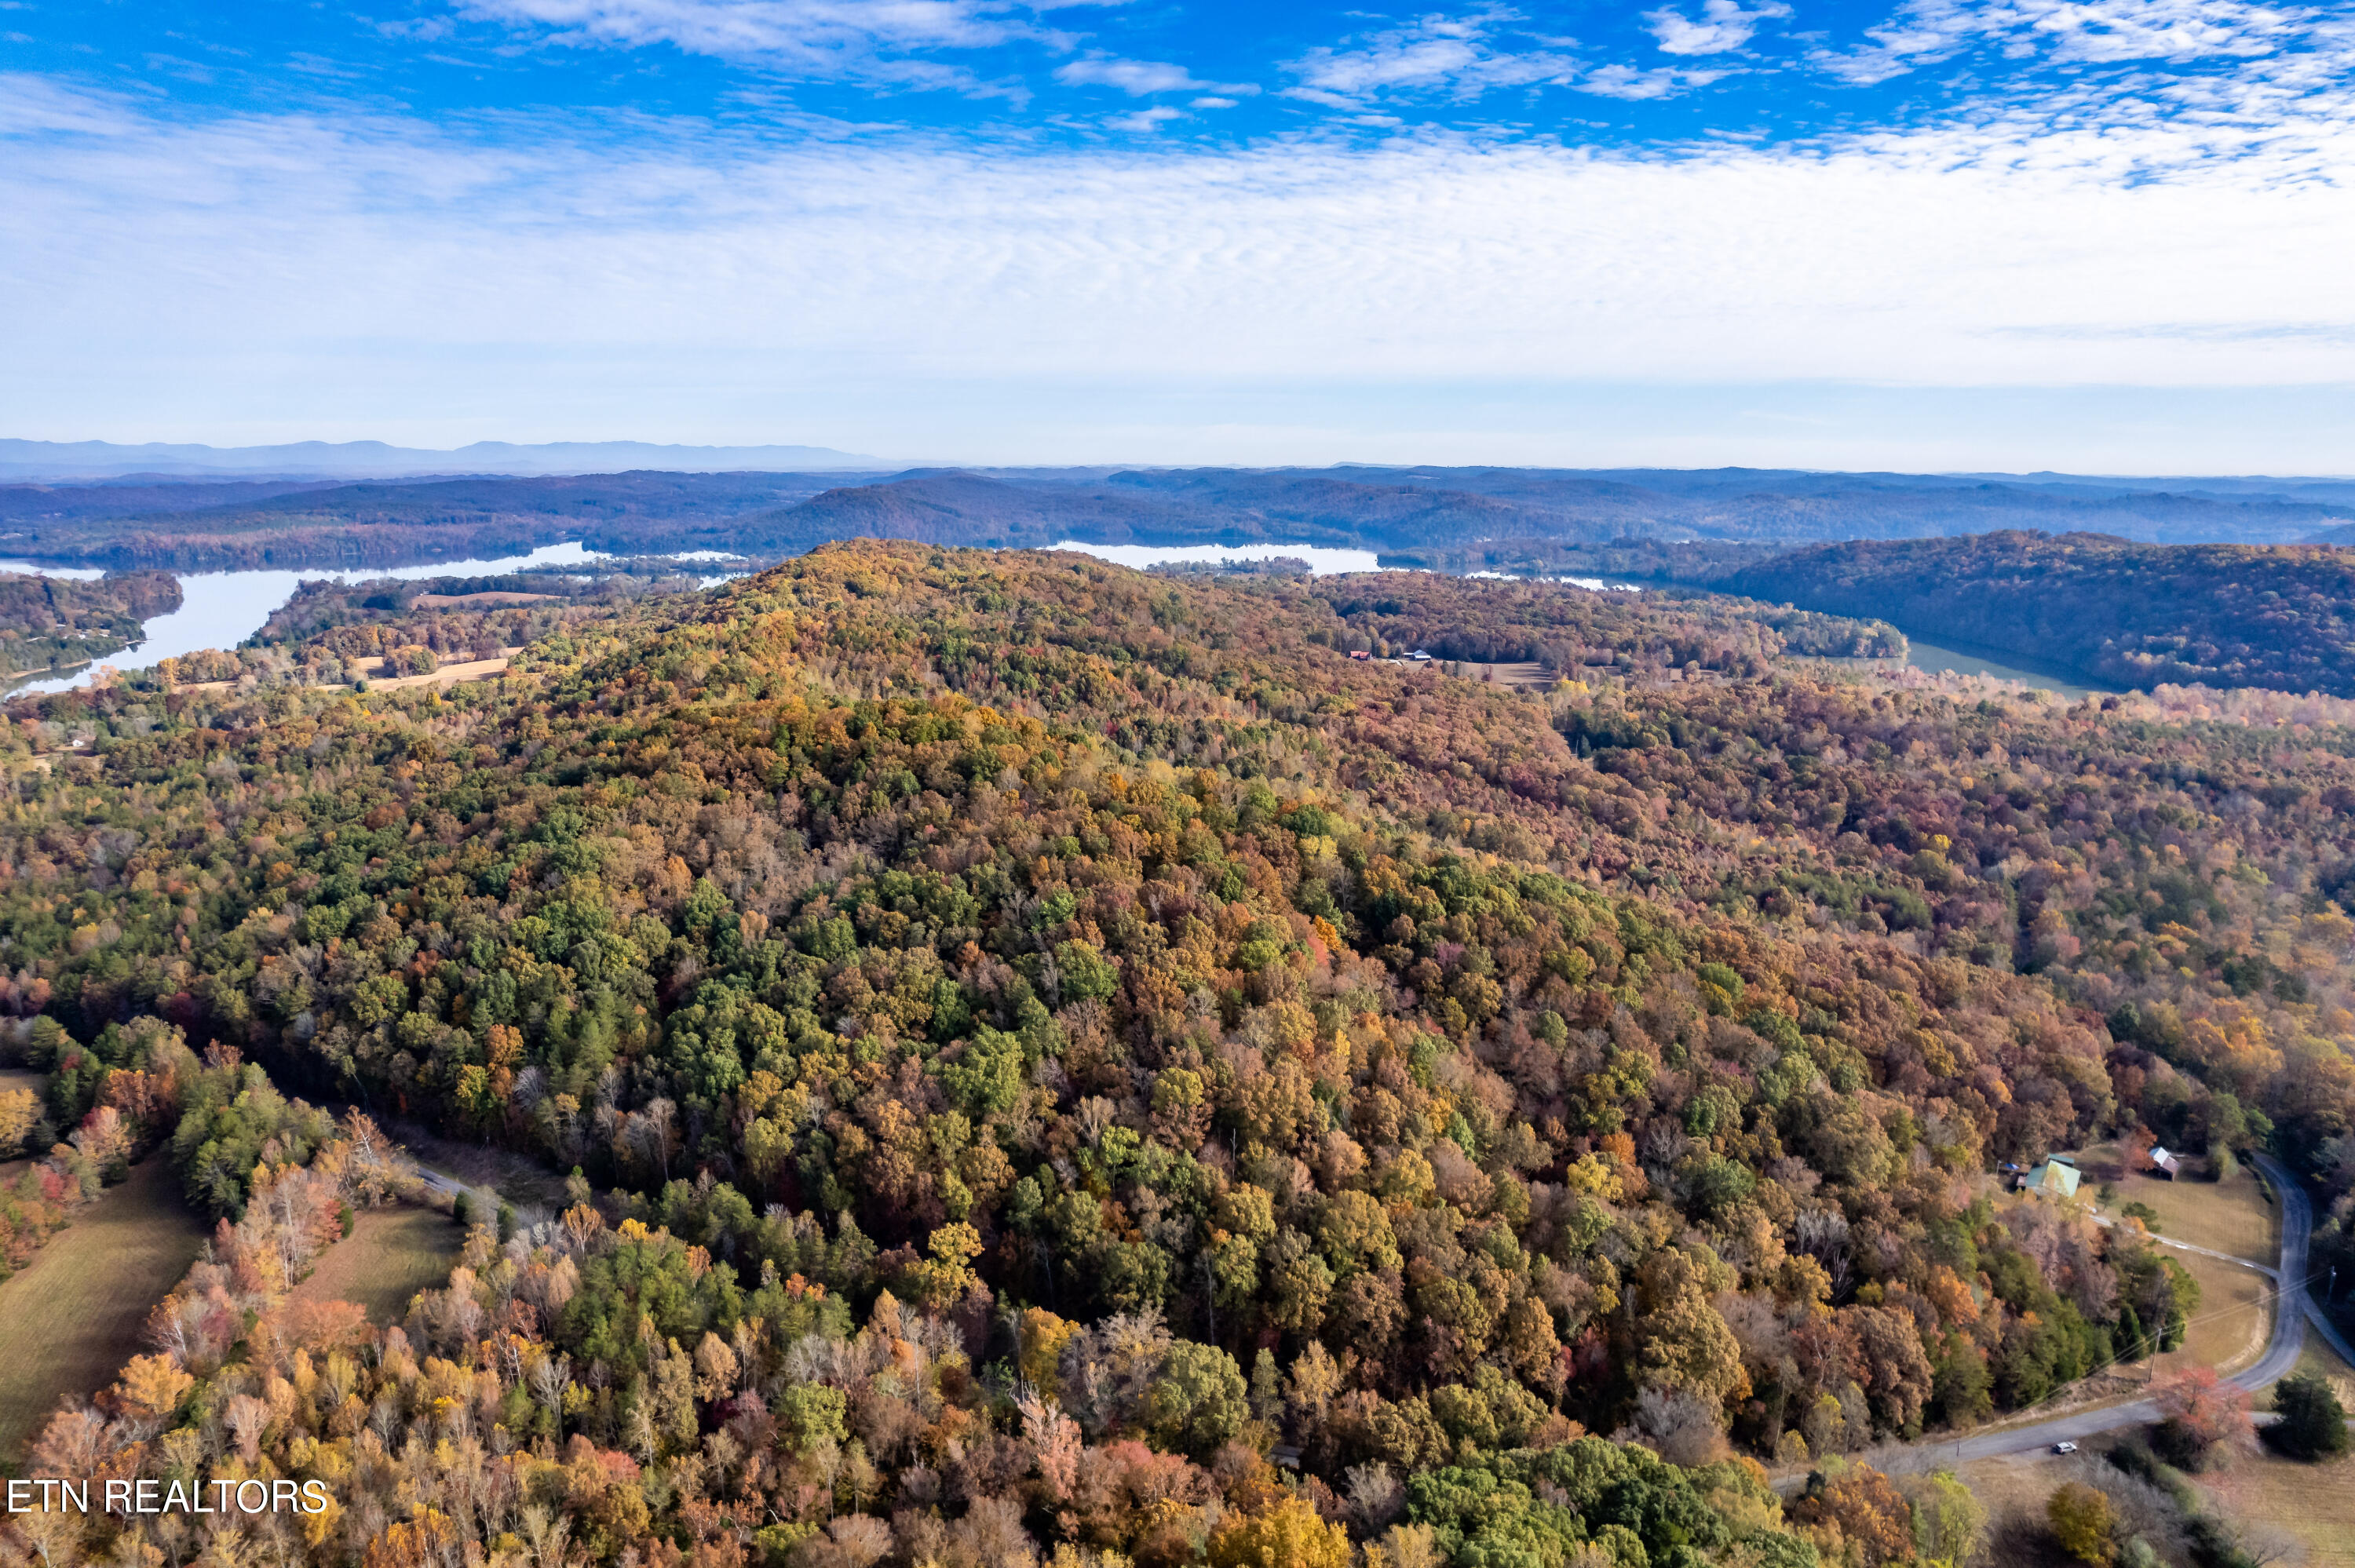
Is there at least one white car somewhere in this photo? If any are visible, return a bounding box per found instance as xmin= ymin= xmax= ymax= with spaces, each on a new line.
xmin=2052 ymin=1442 xmax=2079 ymax=1455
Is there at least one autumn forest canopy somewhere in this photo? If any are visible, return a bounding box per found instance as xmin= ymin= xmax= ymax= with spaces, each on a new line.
xmin=2 ymin=541 xmax=2354 ymax=1568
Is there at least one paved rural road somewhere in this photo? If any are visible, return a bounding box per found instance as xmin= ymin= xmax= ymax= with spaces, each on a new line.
xmin=1924 ymin=1152 xmax=2316 ymax=1464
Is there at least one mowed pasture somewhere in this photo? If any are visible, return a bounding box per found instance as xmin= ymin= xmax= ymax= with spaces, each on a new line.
xmin=1973 ymin=1182 xmax=2273 ymax=1431
xmin=289 ymin=1206 xmax=459 ymax=1324
xmin=0 ymin=1158 xmax=206 ymax=1459
xmin=1456 ymin=660 xmax=1557 ymax=691
xmin=2190 ymin=1340 xmax=2355 ymax=1568
xmin=2153 ymin=1249 xmax=2271 ymax=1378
xmin=2101 ymin=1157 xmax=2280 ymax=1266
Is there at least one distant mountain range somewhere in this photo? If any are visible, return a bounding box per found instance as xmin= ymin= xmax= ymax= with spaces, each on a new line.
xmin=0 ymin=439 xmax=881 ymax=481
xmin=753 ymin=466 xmax=2355 ymax=550
xmin=5 ymin=460 xmax=2355 ymax=574
xmin=9 ymin=458 xmax=2355 ymax=698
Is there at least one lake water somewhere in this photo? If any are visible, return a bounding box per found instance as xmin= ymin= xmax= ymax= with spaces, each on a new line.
xmin=1466 ymin=571 xmax=1642 ymax=592
xmin=0 ymin=560 xmax=106 ymax=581
xmin=1049 ymin=541 xmax=1386 ymax=575
xmin=3 ymin=532 xmax=2118 ymax=705
xmin=2 ymin=542 xmax=608 ymax=696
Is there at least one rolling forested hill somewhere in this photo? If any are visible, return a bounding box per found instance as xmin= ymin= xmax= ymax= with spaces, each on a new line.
xmin=2 ymin=472 xmax=860 ymax=571
xmin=1716 ymin=531 xmax=2355 ymax=695
xmin=2 ymin=546 xmax=2353 ymax=1566
xmin=0 ymin=569 xmax=181 ymax=676
xmin=8 ymin=463 xmax=2352 ymax=574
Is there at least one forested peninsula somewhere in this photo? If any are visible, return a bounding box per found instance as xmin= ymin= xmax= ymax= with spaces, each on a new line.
xmin=0 ymin=569 xmax=181 ymax=676
xmin=1714 ymin=532 xmax=2355 ymax=696
xmin=2 ymin=545 xmax=2352 ymax=1568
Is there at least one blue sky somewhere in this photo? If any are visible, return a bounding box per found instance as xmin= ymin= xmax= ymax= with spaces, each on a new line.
xmin=5 ymin=1 xmax=2353 ymax=469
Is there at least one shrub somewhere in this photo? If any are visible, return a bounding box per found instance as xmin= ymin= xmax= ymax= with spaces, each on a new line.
xmin=2048 ymin=1482 xmax=2114 ymax=1566
xmin=2266 ymin=1372 xmax=2350 ymax=1461
xmin=2151 ymin=1366 xmax=2251 ymax=1471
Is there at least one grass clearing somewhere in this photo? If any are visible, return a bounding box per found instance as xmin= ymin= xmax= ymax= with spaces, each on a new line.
xmin=2294 ymin=1334 xmax=2355 ymax=1384
xmin=1950 ymin=1196 xmax=2336 ymax=1554
xmin=2191 ymin=1437 xmax=2355 ymax=1567
xmin=290 ymin=1205 xmax=459 ymax=1324
xmin=353 ymin=1107 xmax=571 ymax=1217
xmin=0 ymin=1158 xmax=205 ymax=1461
xmin=2154 ymin=1249 xmax=2272 ymax=1379
xmin=2170 ymin=1334 xmax=2355 ymax=1566
xmin=1457 ymin=660 xmax=1557 ymax=691
xmin=2105 ymin=1164 xmax=2279 ymax=1266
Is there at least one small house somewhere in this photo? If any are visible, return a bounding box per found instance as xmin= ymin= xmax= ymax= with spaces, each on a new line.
xmin=2149 ymin=1147 xmax=2181 ymax=1179
xmin=2023 ymin=1158 xmax=2082 ymax=1201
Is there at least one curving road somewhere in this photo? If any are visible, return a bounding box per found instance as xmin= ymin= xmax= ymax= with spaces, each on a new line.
xmin=1930 ymin=1152 xmax=2315 ymax=1463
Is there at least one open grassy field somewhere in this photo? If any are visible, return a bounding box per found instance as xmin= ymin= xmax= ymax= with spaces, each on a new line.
xmin=2107 ymin=1161 xmax=2280 ymax=1266
xmin=314 ymin=1098 xmax=569 ymax=1220
xmin=2153 ymin=1248 xmax=2273 ymax=1379
xmin=1458 ymin=660 xmax=1557 ymax=691
xmin=289 ymin=1205 xmax=460 ymax=1324
xmin=0 ymin=1158 xmax=205 ymax=1460
xmin=2016 ymin=1151 xmax=2280 ymax=1380
xmin=2189 ymin=1333 xmax=2355 ymax=1568
xmin=2195 ymin=1448 xmax=2355 ymax=1568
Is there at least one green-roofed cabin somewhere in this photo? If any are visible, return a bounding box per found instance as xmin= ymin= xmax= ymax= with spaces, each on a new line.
xmin=2024 ymin=1159 xmax=2082 ymax=1199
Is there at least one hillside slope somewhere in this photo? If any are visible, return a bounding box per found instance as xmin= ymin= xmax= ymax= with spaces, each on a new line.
xmin=14 ymin=463 xmax=2354 ymax=574
xmin=7 ymin=546 xmax=2355 ymax=1566
xmin=6 ymin=472 xmax=855 ymax=569
xmin=1718 ymin=531 xmax=2355 ymax=695
xmin=0 ymin=570 xmax=181 ymax=674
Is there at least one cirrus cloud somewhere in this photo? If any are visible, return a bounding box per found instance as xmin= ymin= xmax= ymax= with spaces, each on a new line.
xmin=6 ymin=0 xmax=2355 ymax=466
xmin=453 ymin=0 xmax=1090 ymax=87
xmin=6 ymin=71 xmax=2351 ymax=403
xmin=1053 ymin=55 xmax=1258 ymax=96
xmin=1645 ymin=0 xmax=1791 ymax=57
xmin=1284 ymin=12 xmax=1581 ymax=104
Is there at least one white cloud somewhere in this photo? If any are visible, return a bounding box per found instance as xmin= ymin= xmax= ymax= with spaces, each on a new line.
xmin=1815 ymin=0 xmax=2320 ymax=83
xmin=453 ymin=0 xmax=1084 ymax=86
xmin=1105 ymin=104 xmax=1183 ymax=130
xmin=1285 ymin=9 xmax=1749 ymax=104
xmin=2015 ymin=0 xmax=2298 ymax=64
xmin=1645 ymin=0 xmax=1791 ymax=57
xmin=1053 ymin=55 xmax=1256 ymax=96
xmin=1578 ymin=63 xmax=1731 ymax=97
xmin=4 ymin=74 xmax=2354 ymax=462
xmin=1285 ymin=13 xmax=1580 ymax=103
